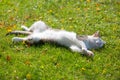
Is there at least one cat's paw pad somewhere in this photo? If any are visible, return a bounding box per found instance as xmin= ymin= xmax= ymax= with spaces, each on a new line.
xmin=86 ymin=50 xmax=94 ymax=57
xmin=82 ymin=49 xmax=94 ymax=57
xmin=21 ymin=25 xmax=26 ymax=28
xmin=21 ymin=25 xmax=29 ymax=31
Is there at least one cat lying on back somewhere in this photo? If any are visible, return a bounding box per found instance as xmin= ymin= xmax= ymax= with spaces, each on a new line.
xmin=6 ymin=21 xmax=106 ymax=57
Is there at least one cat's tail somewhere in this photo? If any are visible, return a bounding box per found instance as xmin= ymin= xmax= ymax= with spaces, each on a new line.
xmin=6 ymin=31 xmax=32 ymax=36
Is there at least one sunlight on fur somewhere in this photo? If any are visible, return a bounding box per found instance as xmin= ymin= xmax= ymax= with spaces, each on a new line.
xmin=7 ymin=21 xmax=105 ymax=57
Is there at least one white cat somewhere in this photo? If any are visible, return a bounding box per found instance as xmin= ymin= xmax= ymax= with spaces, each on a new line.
xmin=7 ymin=21 xmax=105 ymax=57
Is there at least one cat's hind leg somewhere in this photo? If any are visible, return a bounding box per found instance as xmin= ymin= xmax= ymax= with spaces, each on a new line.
xmin=21 ymin=25 xmax=29 ymax=31
xmin=6 ymin=31 xmax=32 ymax=36
xmin=29 ymin=21 xmax=49 ymax=32
xmin=12 ymin=37 xmax=28 ymax=43
xmin=21 ymin=21 xmax=49 ymax=32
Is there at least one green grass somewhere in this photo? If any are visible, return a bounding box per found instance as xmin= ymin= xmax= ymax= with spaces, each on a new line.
xmin=0 ymin=0 xmax=120 ymax=80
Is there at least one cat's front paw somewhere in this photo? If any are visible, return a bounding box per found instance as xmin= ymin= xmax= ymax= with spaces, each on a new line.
xmin=82 ymin=49 xmax=94 ymax=57
xmin=86 ymin=50 xmax=94 ymax=57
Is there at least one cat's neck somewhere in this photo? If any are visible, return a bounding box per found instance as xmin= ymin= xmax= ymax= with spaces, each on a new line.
xmin=85 ymin=36 xmax=98 ymax=49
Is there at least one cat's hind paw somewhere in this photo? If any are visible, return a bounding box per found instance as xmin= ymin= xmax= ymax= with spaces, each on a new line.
xmin=21 ymin=25 xmax=29 ymax=31
xmin=12 ymin=37 xmax=22 ymax=42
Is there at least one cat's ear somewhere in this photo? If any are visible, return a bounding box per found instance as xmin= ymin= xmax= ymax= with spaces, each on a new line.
xmin=92 ymin=31 xmax=100 ymax=37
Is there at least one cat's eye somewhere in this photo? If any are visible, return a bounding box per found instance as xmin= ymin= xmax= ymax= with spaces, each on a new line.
xmin=96 ymin=40 xmax=101 ymax=46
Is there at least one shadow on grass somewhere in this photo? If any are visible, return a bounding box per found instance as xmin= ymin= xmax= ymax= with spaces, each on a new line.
xmin=9 ymin=36 xmax=106 ymax=61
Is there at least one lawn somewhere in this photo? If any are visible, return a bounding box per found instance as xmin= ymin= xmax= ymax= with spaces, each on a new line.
xmin=0 ymin=0 xmax=120 ymax=80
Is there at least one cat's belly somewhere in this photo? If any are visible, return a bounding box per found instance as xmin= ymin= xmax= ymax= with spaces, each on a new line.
xmin=31 ymin=30 xmax=77 ymax=47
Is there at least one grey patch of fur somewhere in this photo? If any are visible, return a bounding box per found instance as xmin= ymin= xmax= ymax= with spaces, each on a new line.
xmin=76 ymin=35 xmax=88 ymax=41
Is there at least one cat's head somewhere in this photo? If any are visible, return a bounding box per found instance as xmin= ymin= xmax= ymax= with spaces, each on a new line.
xmin=88 ymin=31 xmax=106 ymax=49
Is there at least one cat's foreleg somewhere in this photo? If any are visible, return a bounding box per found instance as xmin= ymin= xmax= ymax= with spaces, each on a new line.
xmin=70 ymin=45 xmax=94 ymax=56
xmin=78 ymin=41 xmax=94 ymax=56
xmin=12 ymin=37 xmax=28 ymax=43
xmin=70 ymin=45 xmax=82 ymax=53
xmin=82 ymin=49 xmax=94 ymax=56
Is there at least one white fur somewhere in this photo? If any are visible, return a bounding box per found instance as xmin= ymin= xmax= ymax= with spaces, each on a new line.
xmin=21 ymin=21 xmax=49 ymax=32
xmin=9 ymin=21 xmax=105 ymax=57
